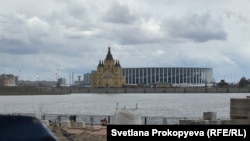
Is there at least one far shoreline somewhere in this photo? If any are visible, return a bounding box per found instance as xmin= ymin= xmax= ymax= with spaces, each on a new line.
xmin=1 ymin=86 xmax=250 ymax=95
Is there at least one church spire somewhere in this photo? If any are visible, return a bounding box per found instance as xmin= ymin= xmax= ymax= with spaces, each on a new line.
xmin=97 ymin=60 xmax=102 ymax=67
xmin=105 ymin=47 xmax=114 ymax=61
xmin=117 ymin=60 xmax=121 ymax=67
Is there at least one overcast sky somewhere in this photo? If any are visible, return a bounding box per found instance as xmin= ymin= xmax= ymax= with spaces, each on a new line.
xmin=1 ymin=0 xmax=250 ymax=83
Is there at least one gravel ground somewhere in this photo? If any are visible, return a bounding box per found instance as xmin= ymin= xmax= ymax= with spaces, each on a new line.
xmin=48 ymin=124 xmax=107 ymax=141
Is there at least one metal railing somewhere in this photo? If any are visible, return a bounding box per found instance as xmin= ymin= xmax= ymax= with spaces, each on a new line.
xmin=4 ymin=112 xmax=194 ymax=125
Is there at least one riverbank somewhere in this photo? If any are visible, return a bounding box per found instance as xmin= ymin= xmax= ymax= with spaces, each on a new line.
xmin=0 ymin=86 xmax=70 ymax=95
xmin=71 ymin=87 xmax=250 ymax=93
xmin=48 ymin=124 xmax=107 ymax=141
xmin=1 ymin=86 xmax=250 ymax=95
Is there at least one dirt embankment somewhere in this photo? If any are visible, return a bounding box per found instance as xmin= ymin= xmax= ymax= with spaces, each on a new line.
xmin=48 ymin=124 xmax=107 ymax=141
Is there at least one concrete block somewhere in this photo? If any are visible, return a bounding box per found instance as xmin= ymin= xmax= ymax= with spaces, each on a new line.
xmin=179 ymin=120 xmax=192 ymax=125
xmin=201 ymin=120 xmax=209 ymax=125
xmin=71 ymin=121 xmax=86 ymax=128
xmin=179 ymin=119 xmax=208 ymax=125
xmin=60 ymin=121 xmax=71 ymax=128
xmin=221 ymin=120 xmax=232 ymax=125
xmin=208 ymin=120 xmax=221 ymax=125
xmin=190 ymin=120 xmax=208 ymax=125
xmin=203 ymin=112 xmax=217 ymax=120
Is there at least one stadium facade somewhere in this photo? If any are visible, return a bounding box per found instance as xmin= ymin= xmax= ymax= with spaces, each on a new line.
xmin=122 ymin=67 xmax=213 ymax=87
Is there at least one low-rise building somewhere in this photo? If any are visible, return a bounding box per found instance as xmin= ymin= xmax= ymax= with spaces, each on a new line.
xmin=0 ymin=74 xmax=18 ymax=86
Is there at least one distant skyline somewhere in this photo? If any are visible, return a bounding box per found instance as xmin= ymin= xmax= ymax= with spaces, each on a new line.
xmin=1 ymin=0 xmax=250 ymax=83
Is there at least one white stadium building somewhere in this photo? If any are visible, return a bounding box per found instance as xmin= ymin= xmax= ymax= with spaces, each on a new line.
xmin=122 ymin=67 xmax=213 ymax=87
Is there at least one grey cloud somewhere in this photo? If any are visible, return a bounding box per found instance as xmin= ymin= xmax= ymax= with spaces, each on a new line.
xmin=226 ymin=10 xmax=249 ymax=24
xmin=1 ymin=13 xmax=49 ymax=44
xmin=0 ymin=13 xmax=26 ymax=34
xmin=164 ymin=13 xmax=227 ymax=42
xmin=103 ymin=2 xmax=136 ymax=24
xmin=47 ymin=4 xmax=96 ymax=34
xmin=0 ymin=38 xmax=39 ymax=54
xmin=103 ymin=27 xmax=160 ymax=45
xmin=0 ymin=13 xmax=53 ymax=55
xmin=66 ymin=3 xmax=87 ymax=19
xmin=98 ymin=20 xmax=164 ymax=45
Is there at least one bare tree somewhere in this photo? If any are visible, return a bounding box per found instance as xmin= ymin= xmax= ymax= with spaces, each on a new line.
xmin=239 ymin=76 xmax=248 ymax=87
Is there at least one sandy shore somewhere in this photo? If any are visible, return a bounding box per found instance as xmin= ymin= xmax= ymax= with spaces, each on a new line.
xmin=48 ymin=124 xmax=107 ymax=141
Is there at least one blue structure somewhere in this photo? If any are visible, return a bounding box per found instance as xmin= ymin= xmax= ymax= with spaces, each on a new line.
xmin=0 ymin=115 xmax=58 ymax=141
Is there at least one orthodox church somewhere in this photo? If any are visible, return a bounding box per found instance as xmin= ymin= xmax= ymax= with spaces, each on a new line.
xmin=91 ymin=47 xmax=125 ymax=87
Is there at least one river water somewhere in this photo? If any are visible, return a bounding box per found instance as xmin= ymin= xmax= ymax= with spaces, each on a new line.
xmin=0 ymin=93 xmax=249 ymax=119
